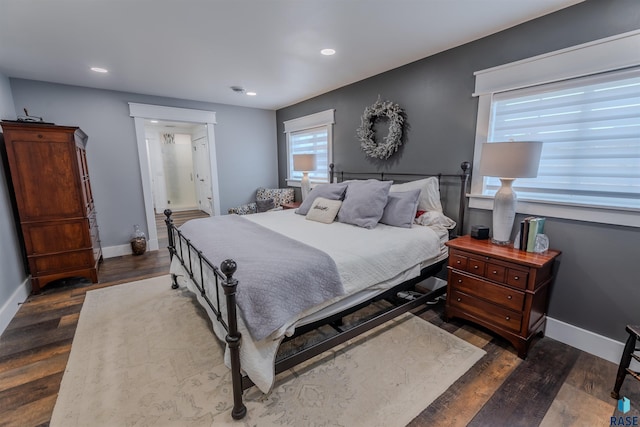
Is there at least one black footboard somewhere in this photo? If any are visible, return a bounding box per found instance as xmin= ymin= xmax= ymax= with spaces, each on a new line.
xmin=164 ymin=210 xmax=247 ymax=419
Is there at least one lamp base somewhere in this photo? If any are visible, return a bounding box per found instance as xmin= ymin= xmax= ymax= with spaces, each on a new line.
xmin=491 ymin=178 xmax=517 ymax=245
xmin=491 ymin=238 xmax=511 ymax=246
xmin=300 ymin=172 xmax=310 ymax=201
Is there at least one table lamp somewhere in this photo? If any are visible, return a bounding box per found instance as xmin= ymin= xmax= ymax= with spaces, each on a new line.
xmin=293 ymin=153 xmax=317 ymax=200
xmin=479 ymin=141 xmax=543 ymax=245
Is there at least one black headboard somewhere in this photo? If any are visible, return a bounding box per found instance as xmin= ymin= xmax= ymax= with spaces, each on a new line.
xmin=329 ymin=161 xmax=471 ymax=236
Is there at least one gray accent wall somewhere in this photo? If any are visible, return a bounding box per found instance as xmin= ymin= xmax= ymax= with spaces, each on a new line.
xmin=276 ymin=0 xmax=640 ymax=342
xmin=0 ymin=72 xmax=27 ymax=316
xmin=9 ymin=79 xmax=278 ymax=248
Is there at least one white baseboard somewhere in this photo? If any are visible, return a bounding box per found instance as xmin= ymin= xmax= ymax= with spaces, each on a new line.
xmin=546 ymin=317 xmax=638 ymax=369
xmin=0 ymin=276 xmax=31 ymax=336
xmin=102 ymin=238 xmax=159 ymax=259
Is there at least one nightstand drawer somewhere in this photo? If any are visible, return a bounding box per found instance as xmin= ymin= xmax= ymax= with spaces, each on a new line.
xmin=450 ymin=289 xmax=523 ymax=333
xmin=506 ymin=268 xmax=528 ymax=290
xmin=450 ymin=253 xmax=468 ymax=270
xmin=486 ymin=263 xmax=506 ymax=282
xmin=467 ymin=257 xmax=486 ymax=275
xmin=450 ymin=271 xmax=525 ymax=312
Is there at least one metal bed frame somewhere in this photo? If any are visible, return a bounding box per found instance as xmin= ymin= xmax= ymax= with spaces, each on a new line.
xmin=164 ymin=161 xmax=470 ymax=420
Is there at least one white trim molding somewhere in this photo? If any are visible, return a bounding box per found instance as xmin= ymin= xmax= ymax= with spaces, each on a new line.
xmin=128 ymin=103 xmax=220 ymax=251
xmin=473 ymin=29 xmax=640 ymax=96
xmin=546 ymin=317 xmax=638 ymax=370
xmin=283 ymin=109 xmax=335 ymax=133
xmin=0 ymin=276 xmax=30 ymax=336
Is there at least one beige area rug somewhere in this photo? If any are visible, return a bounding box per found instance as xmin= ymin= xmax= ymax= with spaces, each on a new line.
xmin=51 ymin=275 xmax=485 ymax=427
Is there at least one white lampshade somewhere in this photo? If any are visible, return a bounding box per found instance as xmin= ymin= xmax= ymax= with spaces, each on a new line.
xmin=479 ymin=141 xmax=543 ymax=245
xmin=479 ymin=141 xmax=543 ymax=178
xmin=293 ymin=154 xmax=317 ymax=172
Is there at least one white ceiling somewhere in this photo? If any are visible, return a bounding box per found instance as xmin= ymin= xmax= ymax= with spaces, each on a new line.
xmin=0 ymin=0 xmax=584 ymax=110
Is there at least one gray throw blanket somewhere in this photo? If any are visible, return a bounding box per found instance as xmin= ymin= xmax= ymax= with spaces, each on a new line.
xmin=178 ymin=215 xmax=344 ymax=341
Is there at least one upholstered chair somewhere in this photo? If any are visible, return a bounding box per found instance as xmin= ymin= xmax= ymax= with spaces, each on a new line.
xmin=228 ymin=187 xmax=294 ymax=215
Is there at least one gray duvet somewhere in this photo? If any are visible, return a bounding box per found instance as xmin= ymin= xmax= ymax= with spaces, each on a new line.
xmin=178 ymin=214 xmax=344 ymax=341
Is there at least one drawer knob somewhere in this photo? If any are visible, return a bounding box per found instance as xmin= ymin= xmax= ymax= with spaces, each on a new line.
xmin=458 ymin=279 xmax=462 ymax=283
xmin=457 ymin=297 xmax=461 ymax=302
xmin=514 ymin=276 xmax=519 ymax=280
xmin=474 ymin=265 xmax=479 ymax=269
xmin=507 ymin=295 xmax=512 ymax=300
xmin=456 ymin=260 xmax=461 ymax=264
xmin=505 ymin=316 xmax=510 ymax=321
xmin=492 ymin=270 xmax=498 ymax=274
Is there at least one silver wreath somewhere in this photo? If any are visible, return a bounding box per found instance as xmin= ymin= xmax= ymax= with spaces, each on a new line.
xmin=356 ymin=99 xmax=405 ymax=160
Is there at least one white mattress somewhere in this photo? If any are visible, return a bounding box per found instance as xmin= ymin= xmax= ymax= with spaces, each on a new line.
xmin=170 ymin=209 xmax=450 ymax=393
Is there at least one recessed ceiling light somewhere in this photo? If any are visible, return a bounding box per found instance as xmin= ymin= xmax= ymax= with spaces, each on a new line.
xmin=246 ymin=91 xmax=257 ymax=96
xmin=320 ymin=48 xmax=336 ymax=56
xmin=150 ymin=120 xmax=159 ymax=123
xmin=90 ymin=67 xmax=108 ymax=73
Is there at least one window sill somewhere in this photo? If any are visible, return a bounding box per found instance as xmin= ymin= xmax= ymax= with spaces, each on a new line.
xmin=468 ymin=194 xmax=640 ymax=228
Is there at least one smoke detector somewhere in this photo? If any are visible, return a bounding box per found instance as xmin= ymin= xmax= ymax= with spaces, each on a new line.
xmin=230 ymin=86 xmax=245 ymax=94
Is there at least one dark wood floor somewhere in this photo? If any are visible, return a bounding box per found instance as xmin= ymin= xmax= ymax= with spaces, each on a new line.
xmin=1 ymin=215 xmax=638 ymax=426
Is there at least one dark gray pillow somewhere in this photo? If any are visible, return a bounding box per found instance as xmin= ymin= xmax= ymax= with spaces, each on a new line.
xmin=380 ymin=189 xmax=421 ymax=228
xmin=256 ymin=198 xmax=275 ymax=213
xmin=295 ymin=183 xmax=348 ymax=215
xmin=337 ymin=179 xmax=393 ymax=229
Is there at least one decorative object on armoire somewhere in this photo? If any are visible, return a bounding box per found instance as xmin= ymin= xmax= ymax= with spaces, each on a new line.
xmin=356 ymin=97 xmax=405 ymax=160
xmin=478 ymin=141 xmax=543 ymax=245
xmin=130 ymin=224 xmax=147 ymax=255
xmin=0 ymin=121 xmax=102 ymax=294
xmin=293 ymin=153 xmax=317 ymax=200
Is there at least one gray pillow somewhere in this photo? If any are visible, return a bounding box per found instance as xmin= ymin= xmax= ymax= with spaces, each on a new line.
xmin=295 ymin=183 xmax=348 ymax=215
xmin=256 ymin=198 xmax=275 ymax=213
xmin=380 ymin=189 xmax=421 ymax=228
xmin=337 ymin=179 xmax=393 ymax=229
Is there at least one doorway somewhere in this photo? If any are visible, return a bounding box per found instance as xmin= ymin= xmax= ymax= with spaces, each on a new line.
xmin=144 ymin=121 xmax=213 ymax=214
xmin=130 ymin=103 xmax=220 ymax=253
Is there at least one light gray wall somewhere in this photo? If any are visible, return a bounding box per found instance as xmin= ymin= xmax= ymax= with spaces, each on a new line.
xmin=10 ymin=79 xmax=277 ymax=247
xmin=276 ymin=0 xmax=640 ymax=342
xmin=0 ymin=72 xmax=27 ymax=314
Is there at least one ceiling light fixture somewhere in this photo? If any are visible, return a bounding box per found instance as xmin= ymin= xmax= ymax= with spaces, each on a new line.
xmin=230 ymin=86 xmax=245 ymax=94
xmin=150 ymin=120 xmax=159 ymax=123
xmin=246 ymin=91 xmax=257 ymax=96
xmin=90 ymin=67 xmax=108 ymax=73
xmin=320 ymin=48 xmax=336 ymax=56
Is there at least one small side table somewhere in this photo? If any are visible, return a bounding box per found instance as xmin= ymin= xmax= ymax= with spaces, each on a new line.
xmin=444 ymin=235 xmax=561 ymax=358
xmin=281 ymin=201 xmax=301 ymax=210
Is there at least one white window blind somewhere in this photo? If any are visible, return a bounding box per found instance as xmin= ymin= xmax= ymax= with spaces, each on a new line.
xmin=485 ymin=67 xmax=640 ymax=210
xmin=284 ymin=109 xmax=334 ymax=185
xmin=288 ymin=126 xmax=329 ymax=183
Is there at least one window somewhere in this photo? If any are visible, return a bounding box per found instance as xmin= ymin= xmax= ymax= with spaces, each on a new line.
xmin=284 ymin=109 xmax=334 ymax=186
xmin=470 ymin=30 xmax=640 ymax=227
xmin=485 ymin=68 xmax=640 ymax=208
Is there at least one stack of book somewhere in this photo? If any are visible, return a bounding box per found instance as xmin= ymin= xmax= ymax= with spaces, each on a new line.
xmin=519 ymin=217 xmax=546 ymax=252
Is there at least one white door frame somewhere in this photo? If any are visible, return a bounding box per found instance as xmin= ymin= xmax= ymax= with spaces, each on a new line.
xmin=129 ymin=103 xmax=219 ymax=252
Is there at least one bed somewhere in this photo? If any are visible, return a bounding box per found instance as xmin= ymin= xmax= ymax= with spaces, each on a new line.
xmin=165 ymin=162 xmax=470 ymax=420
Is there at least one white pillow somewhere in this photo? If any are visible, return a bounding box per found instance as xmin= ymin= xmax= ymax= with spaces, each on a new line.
xmin=390 ymin=177 xmax=442 ymax=213
xmin=415 ymin=210 xmax=456 ymax=229
xmin=305 ymin=197 xmax=342 ymax=224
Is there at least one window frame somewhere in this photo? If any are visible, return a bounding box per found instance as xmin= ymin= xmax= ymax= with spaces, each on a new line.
xmin=469 ymin=30 xmax=640 ymax=228
xmin=284 ymin=109 xmax=335 ymax=187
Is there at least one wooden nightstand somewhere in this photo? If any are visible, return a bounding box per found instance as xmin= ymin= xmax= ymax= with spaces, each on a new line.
xmin=444 ymin=235 xmax=561 ymax=358
xmin=281 ymin=201 xmax=301 ymax=210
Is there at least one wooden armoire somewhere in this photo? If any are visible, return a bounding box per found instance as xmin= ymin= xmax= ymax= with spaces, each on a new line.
xmin=1 ymin=121 xmax=102 ymax=293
